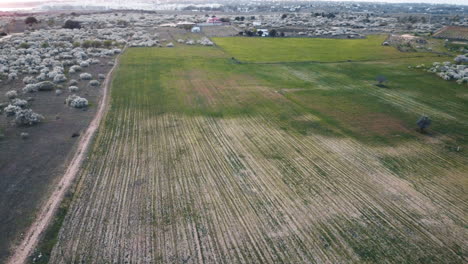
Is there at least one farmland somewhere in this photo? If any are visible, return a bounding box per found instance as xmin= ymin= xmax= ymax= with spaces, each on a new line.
xmin=46 ymin=39 xmax=467 ymax=263
xmin=213 ymin=35 xmax=440 ymax=63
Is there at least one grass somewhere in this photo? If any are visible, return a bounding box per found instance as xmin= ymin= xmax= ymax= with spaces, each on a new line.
xmin=213 ymin=35 xmax=439 ymax=63
xmin=44 ymin=40 xmax=467 ymax=263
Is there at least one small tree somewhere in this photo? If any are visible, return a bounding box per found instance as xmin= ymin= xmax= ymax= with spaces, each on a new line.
xmin=416 ymin=116 xmax=431 ymax=133
xmin=280 ymin=32 xmax=285 ymax=37
xmin=269 ymin=29 xmax=278 ymax=37
xmin=281 ymin=14 xmax=288 ymax=19
xmin=63 ymin=20 xmax=81 ymax=29
xmin=103 ymin=40 xmax=113 ymax=48
xmin=376 ymin=75 xmax=388 ymax=87
xmin=25 ymin=17 xmax=38 ymax=26
xmin=257 ymin=31 xmax=264 ymax=37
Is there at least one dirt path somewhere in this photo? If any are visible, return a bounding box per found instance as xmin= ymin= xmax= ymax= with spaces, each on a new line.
xmin=7 ymin=47 xmax=126 ymax=264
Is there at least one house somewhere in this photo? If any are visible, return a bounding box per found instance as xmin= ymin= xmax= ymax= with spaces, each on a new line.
xmin=191 ymin=27 xmax=201 ymax=33
xmin=258 ymin=29 xmax=269 ymax=37
xmin=207 ymin=17 xmax=222 ymax=24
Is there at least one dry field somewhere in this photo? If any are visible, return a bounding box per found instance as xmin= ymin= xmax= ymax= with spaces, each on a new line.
xmin=46 ymin=44 xmax=467 ymax=263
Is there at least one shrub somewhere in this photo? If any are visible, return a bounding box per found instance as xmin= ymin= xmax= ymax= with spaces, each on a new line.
xmin=66 ymin=95 xmax=88 ymax=108
xmin=25 ymin=16 xmax=38 ymax=25
xmin=56 ymin=89 xmax=63 ymax=96
xmin=5 ymin=90 xmax=18 ymax=99
xmin=41 ymin=42 xmax=50 ymax=48
xmin=98 ymin=74 xmax=105 ymax=80
xmin=81 ymin=40 xmax=92 ymax=48
xmin=36 ymin=81 xmax=55 ymax=91
xmin=23 ymin=84 xmax=39 ymax=93
xmin=63 ymin=20 xmax=81 ymax=29
xmin=4 ymin=104 xmax=21 ymax=116
xmin=91 ymin=40 xmax=102 ymax=48
xmin=89 ymin=80 xmax=100 ymax=86
xmin=11 ymin=98 xmax=28 ymax=108
xmin=69 ymin=79 xmax=78 ymax=85
xmin=53 ymin=74 xmax=67 ymax=83
xmin=23 ymin=76 xmax=37 ymax=84
xmin=68 ymin=86 xmax=79 ymax=92
xmin=80 ymin=73 xmax=92 ymax=80
xmin=417 ymin=116 xmax=431 ymax=133
xmin=15 ymin=109 xmax=43 ymax=125
xmin=103 ymin=40 xmax=113 ymax=48
xmin=19 ymin=43 xmax=30 ymax=49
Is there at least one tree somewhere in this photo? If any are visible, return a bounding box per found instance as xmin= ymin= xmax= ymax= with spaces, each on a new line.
xmin=280 ymin=32 xmax=285 ymax=37
xmin=25 ymin=17 xmax=38 ymax=26
xmin=257 ymin=31 xmax=264 ymax=37
xmin=269 ymin=29 xmax=278 ymax=37
xmin=416 ymin=116 xmax=431 ymax=133
xmin=103 ymin=40 xmax=113 ymax=48
xmin=281 ymin=14 xmax=288 ymax=19
xmin=63 ymin=20 xmax=81 ymax=29
xmin=220 ymin=17 xmax=230 ymax=23
xmin=375 ymin=75 xmax=387 ymax=87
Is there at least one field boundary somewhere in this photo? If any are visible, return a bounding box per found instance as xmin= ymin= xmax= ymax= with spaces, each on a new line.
xmin=6 ymin=47 xmax=126 ymax=264
xmin=224 ymin=53 xmax=448 ymax=65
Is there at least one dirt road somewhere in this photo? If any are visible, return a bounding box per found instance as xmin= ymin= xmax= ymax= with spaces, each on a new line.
xmin=6 ymin=48 xmax=125 ymax=264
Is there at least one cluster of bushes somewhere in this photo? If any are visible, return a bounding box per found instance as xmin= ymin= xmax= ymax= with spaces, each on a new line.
xmin=80 ymin=40 xmax=113 ymax=49
xmin=3 ymin=90 xmax=43 ymax=126
xmin=239 ymin=29 xmax=285 ymax=37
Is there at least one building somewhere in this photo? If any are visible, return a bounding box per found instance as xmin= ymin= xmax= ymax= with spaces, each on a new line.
xmin=207 ymin=17 xmax=222 ymax=24
xmin=258 ymin=29 xmax=269 ymax=37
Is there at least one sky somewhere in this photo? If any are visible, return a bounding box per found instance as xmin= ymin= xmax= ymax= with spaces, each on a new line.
xmin=0 ymin=0 xmax=467 ymax=7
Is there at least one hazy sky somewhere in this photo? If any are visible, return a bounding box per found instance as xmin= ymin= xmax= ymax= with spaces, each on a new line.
xmin=0 ymin=0 xmax=467 ymax=6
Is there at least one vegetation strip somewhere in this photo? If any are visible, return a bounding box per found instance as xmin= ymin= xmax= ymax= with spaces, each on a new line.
xmin=7 ymin=47 xmax=125 ymax=264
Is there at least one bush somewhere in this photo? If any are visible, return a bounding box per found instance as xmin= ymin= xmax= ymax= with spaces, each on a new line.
xmin=66 ymin=95 xmax=88 ymax=108
xmin=23 ymin=84 xmax=38 ymax=93
xmin=11 ymin=98 xmax=28 ymax=108
xmin=68 ymin=86 xmax=79 ymax=92
xmin=4 ymin=104 xmax=21 ymax=116
xmin=91 ymin=40 xmax=102 ymax=48
xmin=89 ymin=80 xmax=100 ymax=86
xmin=80 ymin=73 xmax=92 ymax=80
xmin=25 ymin=16 xmax=38 ymax=25
xmin=15 ymin=109 xmax=43 ymax=126
xmin=81 ymin=40 xmax=92 ymax=48
xmin=5 ymin=90 xmax=18 ymax=99
xmin=36 ymin=81 xmax=55 ymax=91
xmin=63 ymin=20 xmax=81 ymax=29
xmin=53 ymin=74 xmax=67 ymax=83
xmin=41 ymin=42 xmax=50 ymax=48
xmin=19 ymin=43 xmax=30 ymax=49
xmin=103 ymin=40 xmax=113 ymax=48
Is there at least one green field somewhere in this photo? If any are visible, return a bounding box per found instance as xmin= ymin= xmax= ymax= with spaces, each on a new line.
xmin=213 ymin=35 xmax=440 ymax=63
xmin=45 ymin=40 xmax=467 ymax=263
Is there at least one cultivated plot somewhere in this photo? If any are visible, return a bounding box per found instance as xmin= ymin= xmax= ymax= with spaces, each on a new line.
xmin=48 ymin=44 xmax=467 ymax=263
xmin=213 ymin=35 xmax=440 ymax=63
